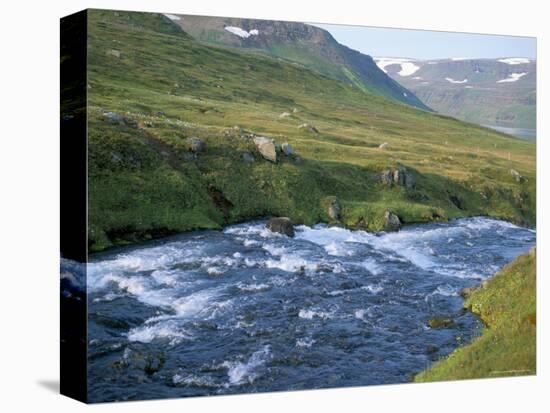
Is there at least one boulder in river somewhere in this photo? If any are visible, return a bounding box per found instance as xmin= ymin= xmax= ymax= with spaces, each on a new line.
xmin=266 ymin=217 xmax=295 ymax=237
xmin=328 ymin=198 xmax=342 ymax=221
xmin=428 ymin=316 xmax=455 ymax=329
xmin=186 ymin=137 xmax=205 ymax=153
xmin=253 ymin=136 xmax=277 ymax=162
xmin=383 ymin=210 xmax=401 ymax=231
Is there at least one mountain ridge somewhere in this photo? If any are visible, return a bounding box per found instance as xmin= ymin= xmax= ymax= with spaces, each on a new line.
xmin=163 ymin=13 xmax=431 ymax=111
xmin=374 ymin=56 xmax=536 ymax=131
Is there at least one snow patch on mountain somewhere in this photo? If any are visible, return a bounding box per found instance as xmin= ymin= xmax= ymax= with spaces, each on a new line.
xmin=163 ymin=14 xmax=181 ymax=21
xmin=445 ymin=77 xmax=468 ymax=84
xmin=498 ymin=58 xmax=531 ymax=65
xmin=225 ymin=26 xmax=259 ymax=39
xmin=374 ymin=58 xmax=419 ymax=76
xmin=497 ymin=72 xmax=528 ymax=83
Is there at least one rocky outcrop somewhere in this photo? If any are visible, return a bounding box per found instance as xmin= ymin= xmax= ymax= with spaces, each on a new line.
xmin=186 ymin=137 xmax=205 ymax=153
xmin=378 ymin=166 xmax=416 ymax=189
xmin=253 ymin=136 xmax=277 ymax=162
xmin=383 ymin=210 xmax=401 ymax=231
xmin=106 ymin=49 xmax=121 ymax=58
xmin=328 ymin=198 xmax=342 ymax=221
xmin=266 ymin=217 xmax=295 ymax=237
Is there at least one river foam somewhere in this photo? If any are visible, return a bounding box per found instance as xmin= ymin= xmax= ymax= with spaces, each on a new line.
xmin=83 ymin=217 xmax=535 ymax=401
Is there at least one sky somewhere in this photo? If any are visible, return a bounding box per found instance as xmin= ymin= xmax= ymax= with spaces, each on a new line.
xmin=312 ymin=23 xmax=536 ymax=60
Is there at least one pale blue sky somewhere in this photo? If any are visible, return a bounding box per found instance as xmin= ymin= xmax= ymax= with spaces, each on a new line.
xmin=312 ymin=24 xmax=536 ymax=60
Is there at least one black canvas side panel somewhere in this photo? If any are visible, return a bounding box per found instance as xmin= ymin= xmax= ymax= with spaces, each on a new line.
xmin=60 ymin=9 xmax=88 ymax=403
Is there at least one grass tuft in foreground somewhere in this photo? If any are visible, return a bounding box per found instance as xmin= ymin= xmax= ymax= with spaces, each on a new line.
xmin=415 ymin=248 xmax=536 ymax=382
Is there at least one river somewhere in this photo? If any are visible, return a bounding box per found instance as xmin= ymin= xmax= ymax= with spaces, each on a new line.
xmin=62 ymin=217 xmax=535 ymax=402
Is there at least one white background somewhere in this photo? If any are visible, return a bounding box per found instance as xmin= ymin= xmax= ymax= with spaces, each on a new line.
xmin=0 ymin=0 xmax=547 ymax=411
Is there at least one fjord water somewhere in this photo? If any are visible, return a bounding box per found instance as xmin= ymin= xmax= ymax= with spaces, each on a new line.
xmin=80 ymin=217 xmax=535 ymax=402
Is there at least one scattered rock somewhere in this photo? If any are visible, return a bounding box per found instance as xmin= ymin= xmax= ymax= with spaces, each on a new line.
xmin=279 ymin=112 xmax=291 ymax=118
xmin=328 ymin=198 xmax=342 ymax=221
xmin=253 ymin=136 xmax=277 ymax=162
xmin=428 ymin=317 xmax=455 ymax=329
xmin=292 ymin=107 xmax=299 ymax=113
xmin=241 ymin=152 xmax=255 ymax=163
xmin=106 ymin=49 xmax=121 ymax=58
xmin=510 ymin=169 xmax=526 ymax=183
xmin=378 ymin=166 xmax=415 ymax=188
xmin=315 ymin=263 xmax=334 ymax=273
xmin=281 ymin=142 xmax=293 ymax=156
xmin=266 ymin=217 xmax=295 ymax=237
xmin=103 ymin=111 xmax=124 ymax=124
xmin=383 ymin=210 xmax=401 ymax=231
xmin=378 ymin=169 xmax=394 ymax=185
xmin=186 ymin=137 xmax=205 ymax=153
xmin=298 ymin=123 xmax=319 ymax=134
xmin=379 ymin=142 xmax=388 ymax=149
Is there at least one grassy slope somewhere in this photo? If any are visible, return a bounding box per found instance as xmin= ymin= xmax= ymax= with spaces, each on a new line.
xmin=86 ymin=10 xmax=536 ymax=251
xmin=415 ymin=250 xmax=536 ymax=381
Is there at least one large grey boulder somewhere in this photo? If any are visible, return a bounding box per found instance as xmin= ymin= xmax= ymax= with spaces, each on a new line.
xmin=379 ymin=166 xmax=416 ymax=189
xmin=328 ymin=198 xmax=342 ymax=221
xmin=266 ymin=217 xmax=295 ymax=237
xmin=186 ymin=137 xmax=205 ymax=153
xmin=383 ymin=210 xmax=401 ymax=231
xmin=393 ymin=167 xmax=415 ymax=188
xmin=253 ymin=136 xmax=277 ymax=162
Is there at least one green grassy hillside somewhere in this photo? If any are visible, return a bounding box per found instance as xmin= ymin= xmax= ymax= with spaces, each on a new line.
xmin=170 ymin=14 xmax=430 ymax=110
xmin=85 ymin=10 xmax=536 ymax=251
xmin=415 ymin=249 xmax=536 ymax=381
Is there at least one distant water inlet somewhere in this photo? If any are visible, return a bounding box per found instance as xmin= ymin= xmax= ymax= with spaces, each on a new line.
xmin=70 ymin=217 xmax=535 ymax=402
xmin=484 ymin=125 xmax=536 ymax=140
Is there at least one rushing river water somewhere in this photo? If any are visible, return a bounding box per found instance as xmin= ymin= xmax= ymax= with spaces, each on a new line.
xmin=63 ymin=217 xmax=535 ymax=402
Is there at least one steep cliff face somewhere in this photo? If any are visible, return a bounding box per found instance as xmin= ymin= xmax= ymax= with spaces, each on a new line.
xmin=375 ymin=57 xmax=536 ymax=130
xmin=165 ymin=14 xmax=430 ymax=110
